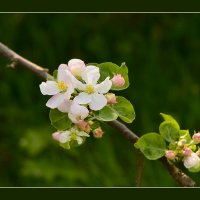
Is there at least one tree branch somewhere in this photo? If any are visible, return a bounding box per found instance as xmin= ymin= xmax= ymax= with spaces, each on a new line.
xmin=0 ymin=42 xmax=196 ymax=187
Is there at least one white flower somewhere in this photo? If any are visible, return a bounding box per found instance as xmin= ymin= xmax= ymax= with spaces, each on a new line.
xmin=69 ymin=65 xmax=112 ymax=111
xmin=184 ymin=152 xmax=200 ymax=169
xmin=68 ymin=59 xmax=86 ymax=78
xmin=58 ymin=128 xmax=90 ymax=145
xmin=68 ymin=102 xmax=89 ymax=123
xmin=39 ymin=64 xmax=74 ymax=109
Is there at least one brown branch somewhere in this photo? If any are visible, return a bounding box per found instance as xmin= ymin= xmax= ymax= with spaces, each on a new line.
xmin=0 ymin=42 xmax=48 ymax=80
xmin=0 ymin=41 xmax=196 ymax=187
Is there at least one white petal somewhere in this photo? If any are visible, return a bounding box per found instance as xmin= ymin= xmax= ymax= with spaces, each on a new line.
xmin=68 ymin=112 xmax=78 ymax=123
xmin=59 ymin=131 xmax=71 ymax=143
xmin=82 ymin=65 xmax=100 ymax=85
xmin=95 ymin=77 xmax=112 ymax=94
xmin=58 ymin=99 xmax=72 ymax=113
xmin=64 ymin=84 xmax=74 ymax=100
xmin=73 ymin=92 xmax=92 ymax=104
xmin=66 ymin=70 xmax=85 ymax=90
xmin=46 ymin=93 xmax=66 ymax=109
xmin=39 ymin=81 xmax=59 ymax=95
xmin=77 ymin=131 xmax=90 ymax=137
xmin=57 ymin=64 xmax=68 ymax=83
xmin=89 ymin=93 xmax=107 ymax=111
xmin=76 ymin=136 xmax=83 ymax=145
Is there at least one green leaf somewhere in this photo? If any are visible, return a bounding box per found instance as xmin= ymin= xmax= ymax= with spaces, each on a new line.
xmin=49 ymin=109 xmax=72 ymax=131
xmin=160 ymin=113 xmax=180 ymax=128
xmin=59 ymin=138 xmax=87 ymax=150
xmin=179 ymin=130 xmax=192 ymax=143
xmin=98 ymin=62 xmax=129 ymax=90
xmin=112 ymin=96 xmax=135 ymax=123
xmin=47 ymin=74 xmax=54 ymax=81
xmin=95 ymin=106 xmax=118 ymax=121
xmin=53 ymin=70 xmax=58 ymax=79
xmin=188 ymin=164 xmax=200 ymax=173
xmin=134 ymin=132 xmax=167 ymax=160
xmin=159 ymin=121 xmax=180 ymax=142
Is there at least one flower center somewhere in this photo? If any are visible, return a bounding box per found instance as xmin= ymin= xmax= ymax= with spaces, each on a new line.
xmin=70 ymin=132 xmax=77 ymax=140
xmin=85 ymin=84 xmax=95 ymax=94
xmin=57 ymin=81 xmax=67 ymax=91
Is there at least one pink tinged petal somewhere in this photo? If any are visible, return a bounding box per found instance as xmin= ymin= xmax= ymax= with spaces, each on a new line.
xmin=89 ymin=93 xmax=107 ymax=111
xmin=73 ymin=92 xmax=92 ymax=104
xmin=52 ymin=132 xmax=60 ymax=141
xmin=57 ymin=64 xmax=68 ymax=83
xmin=39 ymin=81 xmax=59 ymax=95
xmin=95 ymin=77 xmax=112 ymax=94
xmin=68 ymin=59 xmax=86 ymax=77
xmin=46 ymin=93 xmax=66 ymax=109
xmin=58 ymin=99 xmax=72 ymax=113
xmin=70 ymin=103 xmax=89 ymax=119
xmin=82 ymin=65 xmax=100 ymax=85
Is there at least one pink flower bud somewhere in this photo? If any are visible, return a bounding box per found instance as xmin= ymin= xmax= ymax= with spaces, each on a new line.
xmin=165 ymin=150 xmax=176 ymax=160
xmin=93 ymin=127 xmax=104 ymax=138
xmin=68 ymin=59 xmax=86 ymax=77
xmin=182 ymin=148 xmax=192 ymax=157
xmin=52 ymin=132 xmax=60 ymax=141
xmin=111 ymin=74 xmax=125 ymax=87
xmin=105 ymin=93 xmax=117 ymax=105
xmin=76 ymin=120 xmax=91 ymax=133
xmin=192 ymin=133 xmax=200 ymax=144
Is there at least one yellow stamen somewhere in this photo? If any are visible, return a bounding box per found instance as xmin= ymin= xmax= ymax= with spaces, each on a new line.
xmin=57 ymin=81 xmax=67 ymax=91
xmin=85 ymin=84 xmax=95 ymax=94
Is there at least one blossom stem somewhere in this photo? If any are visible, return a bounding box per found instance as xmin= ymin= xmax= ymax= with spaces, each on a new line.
xmin=0 ymin=41 xmax=196 ymax=187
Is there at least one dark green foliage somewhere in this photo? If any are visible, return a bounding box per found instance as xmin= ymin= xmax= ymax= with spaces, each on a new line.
xmin=0 ymin=13 xmax=200 ymax=186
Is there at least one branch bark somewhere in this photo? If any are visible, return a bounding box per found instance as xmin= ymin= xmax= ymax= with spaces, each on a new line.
xmin=0 ymin=42 xmax=196 ymax=187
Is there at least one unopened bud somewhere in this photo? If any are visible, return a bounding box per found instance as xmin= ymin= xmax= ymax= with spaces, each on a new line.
xmin=183 ymin=152 xmax=200 ymax=169
xmin=192 ymin=133 xmax=200 ymax=144
xmin=105 ymin=93 xmax=117 ymax=105
xmin=93 ymin=127 xmax=104 ymax=138
xmin=68 ymin=59 xmax=86 ymax=77
xmin=76 ymin=120 xmax=91 ymax=133
xmin=52 ymin=132 xmax=60 ymax=141
xmin=165 ymin=150 xmax=176 ymax=160
xmin=182 ymin=148 xmax=192 ymax=157
xmin=111 ymin=74 xmax=125 ymax=87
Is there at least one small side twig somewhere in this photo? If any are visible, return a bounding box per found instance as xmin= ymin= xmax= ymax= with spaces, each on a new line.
xmin=135 ymin=152 xmax=145 ymax=187
xmin=0 ymin=41 xmax=196 ymax=187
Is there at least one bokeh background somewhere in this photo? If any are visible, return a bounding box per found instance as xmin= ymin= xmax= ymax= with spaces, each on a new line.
xmin=0 ymin=13 xmax=200 ymax=187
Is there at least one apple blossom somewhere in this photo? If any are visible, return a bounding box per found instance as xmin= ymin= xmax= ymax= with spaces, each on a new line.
xmin=52 ymin=132 xmax=60 ymax=141
xmin=183 ymin=152 xmax=200 ymax=169
xmin=111 ymin=74 xmax=125 ymax=87
xmin=69 ymin=65 xmax=112 ymax=111
xmin=68 ymin=102 xmax=89 ymax=123
xmin=39 ymin=64 xmax=74 ymax=109
xmin=58 ymin=127 xmax=90 ymax=145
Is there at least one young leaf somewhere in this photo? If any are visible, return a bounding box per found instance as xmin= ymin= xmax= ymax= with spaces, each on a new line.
xmin=95 ymin=106 xmax=118 ymax=121
xmin=98 ymin=62 xmax=129 ymax=90
xmin=179 ymin=130 xmax=192 ymax=143
xmin=112 ymin=96 xmax=135 ymax=123
xmin=159 ymin=121 xmax=180 ymax=142
xmin=134 ymin=132 xmax=167 ymax=160
xmin=160 ymin=113 xmax=180 ymax=128
xmin=49 ymin=109 xmax=72 ymax=131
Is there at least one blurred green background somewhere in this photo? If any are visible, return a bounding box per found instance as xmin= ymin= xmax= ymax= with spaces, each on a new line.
xmin=0 ymin=13 xmax=200 ymax=187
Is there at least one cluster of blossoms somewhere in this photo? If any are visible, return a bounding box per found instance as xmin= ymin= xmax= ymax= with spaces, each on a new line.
xmin=165 ymin=132 xmax=200 ymax=172
xmin=39 ymin=59 xmax=131 ymax=149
